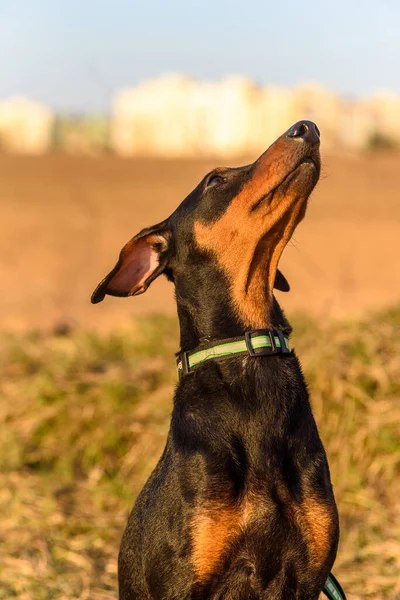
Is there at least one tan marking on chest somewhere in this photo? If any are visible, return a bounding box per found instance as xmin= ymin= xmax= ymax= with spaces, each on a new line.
xmin=271 ymin=482 xmax=338 ymax=569
xmin=290 ymin=497 xmax=338 ymax=568
xmin=301 ymin=498 xmax=338 ymax=567
xmin=191 ymin=498 xmax=256 ymax=582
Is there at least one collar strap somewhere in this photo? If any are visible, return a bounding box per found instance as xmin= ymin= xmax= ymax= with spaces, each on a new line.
xmin=177 ymin=329 xmax=291 ymax=378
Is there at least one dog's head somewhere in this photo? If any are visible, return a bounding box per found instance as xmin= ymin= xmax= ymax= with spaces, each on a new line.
xmin=92 ymin=121 xmax=320 ymax=337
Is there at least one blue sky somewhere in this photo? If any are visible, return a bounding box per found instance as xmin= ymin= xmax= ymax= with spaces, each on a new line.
xmin=1 ymin=0 xmax=399 ymax=113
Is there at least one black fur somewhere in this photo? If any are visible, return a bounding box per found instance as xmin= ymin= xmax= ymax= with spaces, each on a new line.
xmin=93 ymin=122 xmax=339 ymax=600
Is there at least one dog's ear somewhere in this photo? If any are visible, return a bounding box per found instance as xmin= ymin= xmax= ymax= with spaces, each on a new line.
xmin=91 ymin=221 xmax=171 ymax=304
xmin=273 ymin=269 xmax=290 ymax=292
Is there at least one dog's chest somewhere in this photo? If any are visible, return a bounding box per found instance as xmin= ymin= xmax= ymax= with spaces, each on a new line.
xmin=190 ymin=486 xmax=337 ymax=587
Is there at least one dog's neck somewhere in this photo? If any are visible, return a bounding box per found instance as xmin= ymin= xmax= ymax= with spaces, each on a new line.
xmin=174 ymin=298 xmax=305 ymax=438
xmin=176 ymin=289 xmax=292 ymax=353
xmin=173 ymin=283 xmax=308 ymax=453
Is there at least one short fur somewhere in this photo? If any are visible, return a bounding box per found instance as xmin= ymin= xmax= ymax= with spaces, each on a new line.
xmin=92 ymin=121 xmax=339 ymax=600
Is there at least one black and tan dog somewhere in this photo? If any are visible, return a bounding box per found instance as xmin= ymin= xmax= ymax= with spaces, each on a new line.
xmin=92 ymin=121 xmax=340 ymax=600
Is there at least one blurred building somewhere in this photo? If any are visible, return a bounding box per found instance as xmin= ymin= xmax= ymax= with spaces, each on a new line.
xmin=0 ymin=97 xmax=54 ymax=154
xmin=188 ymin=76 xmax=258 ymax=156
xmin=1 ymin=79 xmax=400 ymax=156
xmin=253 ymin=85 xmax=295 ymax=151
xmin=367 ymin=91 xmax=400 ymax=144
xmin=111 ymin=75 xmax=196 ymax=157
xmin=111 ymin=75 xmax=295 ymax=157
xmin=339 ymin=97 xmax=373 ymax=149
xmin=112 ymin=76 xmax=400 ymax=157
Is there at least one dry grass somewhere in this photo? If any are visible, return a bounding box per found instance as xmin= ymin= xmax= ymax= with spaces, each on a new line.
xmin=0 ymin=309 xmax=399 ymax=599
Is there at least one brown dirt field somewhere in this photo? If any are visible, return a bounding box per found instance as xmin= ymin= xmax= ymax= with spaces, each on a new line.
xmin=0 ymin=150 xmax=399 ymax=331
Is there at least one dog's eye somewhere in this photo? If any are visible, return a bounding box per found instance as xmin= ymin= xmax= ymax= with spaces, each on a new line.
xmin=206 ymin=174 xmax=225 ymax=189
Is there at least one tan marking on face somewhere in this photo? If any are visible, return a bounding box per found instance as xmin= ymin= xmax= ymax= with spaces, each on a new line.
xmin=194 ymin=150 xmax=313 ymax=328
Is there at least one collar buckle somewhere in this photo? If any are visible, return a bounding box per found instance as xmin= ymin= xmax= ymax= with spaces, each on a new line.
xmin=276 ymin=330 xmax=291 ymax=354
xmin=176 ymin=351 xmax=190 ymax=379
xmin=245 ymin=329 xmax=290 ymax=356
xmin=245 ymin=329 xmax=277 ymax=356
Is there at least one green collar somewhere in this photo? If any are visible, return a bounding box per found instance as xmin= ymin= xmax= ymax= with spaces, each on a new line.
xmin=177 ymin=329 xmax=291 ymax=378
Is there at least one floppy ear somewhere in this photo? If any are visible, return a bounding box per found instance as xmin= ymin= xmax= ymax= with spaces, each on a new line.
xmin=91 ymin=221 xmax=170 ymax=304
xmin=273 ymin=269 xmax=290 ymax=292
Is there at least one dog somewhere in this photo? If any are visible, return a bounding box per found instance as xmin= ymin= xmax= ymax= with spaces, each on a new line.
xmin=92 ymin=121 xmax=340 ymax=600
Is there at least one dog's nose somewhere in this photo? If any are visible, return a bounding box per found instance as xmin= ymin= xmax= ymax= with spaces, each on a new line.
xmin=286 ymin=121 xmax=320 ymax=144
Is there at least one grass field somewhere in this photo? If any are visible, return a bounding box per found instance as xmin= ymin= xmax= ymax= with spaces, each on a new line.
xmin=0 ymin=308 xmax=399 ymax=599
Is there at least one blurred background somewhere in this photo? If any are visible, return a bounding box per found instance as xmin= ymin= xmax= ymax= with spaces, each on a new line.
xmin=0 ymin=1 xmax=399 ymax=599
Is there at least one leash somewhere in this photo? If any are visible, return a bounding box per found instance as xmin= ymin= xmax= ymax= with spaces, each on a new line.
xmin=176 ymin=328 xmax=291 ymax=378
xmin=323 ymin=572 xmax=347 ymax=600
xmin=177 ymin=330 xmax=347 ymax=599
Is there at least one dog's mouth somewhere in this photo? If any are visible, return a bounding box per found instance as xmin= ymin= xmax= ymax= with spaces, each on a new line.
xmin=251 ymin=156 xmax=320 ymax=213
